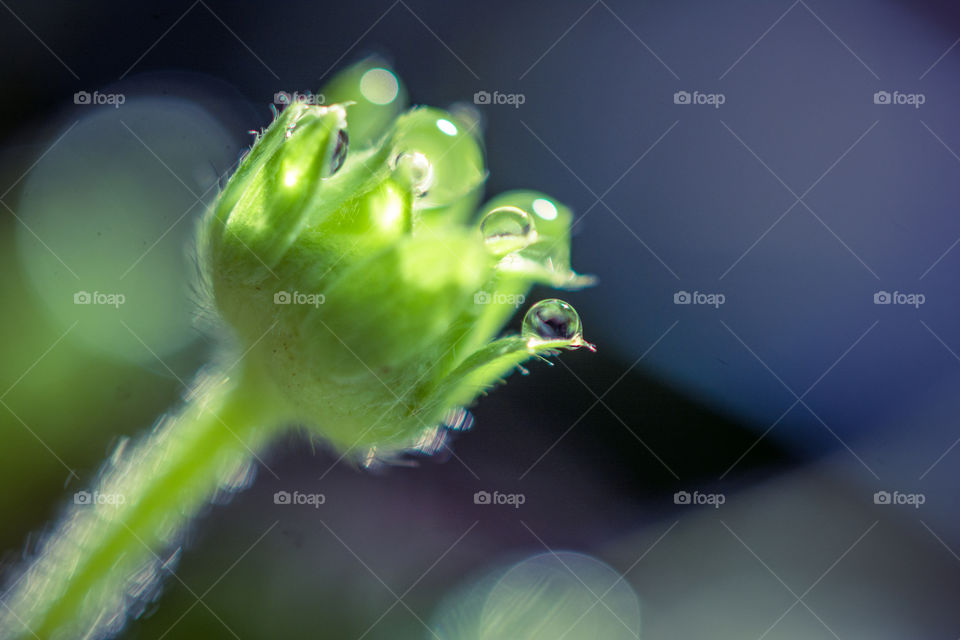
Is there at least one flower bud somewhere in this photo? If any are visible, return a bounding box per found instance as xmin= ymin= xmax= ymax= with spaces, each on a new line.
xmin=202 ymin=64 xmax=594 ymax=455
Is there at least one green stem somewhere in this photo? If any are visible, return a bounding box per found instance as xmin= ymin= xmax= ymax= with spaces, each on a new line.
xmin=0 ymin=359 xmax=281 ymax=640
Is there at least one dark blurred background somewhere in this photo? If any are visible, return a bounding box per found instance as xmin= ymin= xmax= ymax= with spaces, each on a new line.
xmin=2 ymin=0 xmax=960 ymax=637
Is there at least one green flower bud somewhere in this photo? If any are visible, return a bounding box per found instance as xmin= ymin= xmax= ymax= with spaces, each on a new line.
xmin=203 ymin=69 xmax=594 ymax=456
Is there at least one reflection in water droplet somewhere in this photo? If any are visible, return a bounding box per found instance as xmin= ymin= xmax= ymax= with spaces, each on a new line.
xmin=442 ymin=407 xmax=474 ymax=431
xmin=411 ymin=424 xmax=448 ymax=455
xmin=522 ymin=299 xmax=582 ymax=342
xmin=329 ymin=129 xmax=349 ymax=175
xmin=392 ymin=151 xmax=434 ymax=197
xmin=436 ymin=118 xmax=458 ymax=136
xmin=480 ymin=206 xmax=536 ymax=255
xmin=531 ymin=197 xmax=558 ymax=220
xmin=359 ymin=67 xmax=400 ymax=105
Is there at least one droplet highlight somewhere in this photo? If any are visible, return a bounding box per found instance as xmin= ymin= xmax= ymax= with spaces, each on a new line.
xmin=532 ymin=197 xmax=558 ymax=220
xmin=436 ymin=118 xmax=458 ymax=136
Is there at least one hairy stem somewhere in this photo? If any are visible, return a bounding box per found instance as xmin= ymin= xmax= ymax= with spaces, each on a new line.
xmin=0 ymin=360 xmax=280 ymax=640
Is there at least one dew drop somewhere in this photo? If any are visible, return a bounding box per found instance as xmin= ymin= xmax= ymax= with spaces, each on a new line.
xmin=522 ymin=299 xmax=582 ymax=342
xmin=392 ymin=151 xmax=434 ymax=197
xmin=480 ymin=206 xmax=536 ymax=255
xmin=328 ymin=129 xmax=349 ymax=175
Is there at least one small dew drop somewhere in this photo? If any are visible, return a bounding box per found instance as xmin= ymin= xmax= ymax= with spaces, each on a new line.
xmin=522 ymin=299 xmax=582 ymax=342
xmin=392 ymin=151 xmax=434 ymax=197
xmin=328 ymin=129 xmax=349 ymax=175
xmin=480 ymin=206 xmax=536 ymax=255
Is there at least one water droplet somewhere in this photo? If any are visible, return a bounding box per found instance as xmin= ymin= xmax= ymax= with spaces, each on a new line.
xmin=392 ymin=151 xmax=434 ymax=197
xmin=390 ymin=108 xmax=484 ymax=212
xmin=523 ymin=299 xmax=582 ymax=342
xmin=329 ymin=129 xmax=348 ymax=175
xmin=480 ymin=206 xmax=536 ymax=255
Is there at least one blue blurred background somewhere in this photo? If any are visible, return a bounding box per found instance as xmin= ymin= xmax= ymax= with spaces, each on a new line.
xmin=2 ymin=0 xmax=960 ymax=637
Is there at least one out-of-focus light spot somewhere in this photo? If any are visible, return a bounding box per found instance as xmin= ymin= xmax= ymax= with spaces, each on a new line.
xmin=532 ymin=198 xmax=558 ymax=220
xmin=283 ymin=170 xmax=299 ymax=186
xmin=359 ymin=68 xmax=399 ymax=105
xmin=15 ymin=96 xmax=237 ymax=363
xmin=436 ymin=118 xmax=458 ymax=136
xmin=433 ymin=551 xmax=641 ymax=640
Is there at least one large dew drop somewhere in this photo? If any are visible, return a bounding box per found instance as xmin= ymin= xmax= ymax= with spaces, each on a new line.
xmin=480 ymin=206 xmax=536 ymax=255
xmin=522 ymin=299 xmax=582 ymax=342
